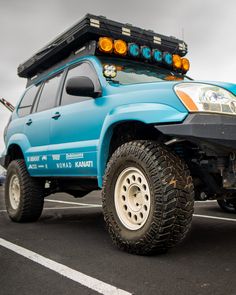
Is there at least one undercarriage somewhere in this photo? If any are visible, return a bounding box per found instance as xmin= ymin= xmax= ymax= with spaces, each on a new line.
xmin=156 ymin=113 xmax=236 ymax=200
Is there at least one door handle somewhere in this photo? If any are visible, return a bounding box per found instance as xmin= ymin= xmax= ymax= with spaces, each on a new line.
xmin=52 ymin=112 xmax=61 ymax=120
xmin=26 ymin=119 xmax=32 ymax=126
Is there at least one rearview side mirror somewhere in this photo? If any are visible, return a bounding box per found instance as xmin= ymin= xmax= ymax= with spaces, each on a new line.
xmin=66 ymin=76 xmax=98 ymax=98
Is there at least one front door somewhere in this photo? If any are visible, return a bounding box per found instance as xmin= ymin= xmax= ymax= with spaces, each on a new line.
xmin=49 ymin=61 xmax=104 ymax=177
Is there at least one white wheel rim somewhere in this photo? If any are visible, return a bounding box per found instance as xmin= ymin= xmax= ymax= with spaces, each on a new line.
xmin=9 ymin=174 xmax=21 ymax=210
xmin=114 ymin=167 xmax=151 ymax=231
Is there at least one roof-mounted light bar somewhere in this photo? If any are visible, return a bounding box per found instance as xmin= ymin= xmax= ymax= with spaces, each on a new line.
xmin=98 ymin=37 xmax=190 ymax=73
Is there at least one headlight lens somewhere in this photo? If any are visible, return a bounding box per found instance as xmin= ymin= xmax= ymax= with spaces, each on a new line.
xmin=174 ymin=83 xmax=236 ymax=115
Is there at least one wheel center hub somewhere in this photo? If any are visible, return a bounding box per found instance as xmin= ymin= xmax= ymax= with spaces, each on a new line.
xmin=114 ymin=167 xmax=151 ymax=231
xmin=9 ymin=175 xmax=21 ymax=210
xmin=127 ymin=185 xmax=143 ymax=212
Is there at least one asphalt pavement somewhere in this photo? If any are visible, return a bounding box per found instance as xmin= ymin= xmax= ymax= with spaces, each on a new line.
xmin=0 ymin=186 xmax=236 ymax=295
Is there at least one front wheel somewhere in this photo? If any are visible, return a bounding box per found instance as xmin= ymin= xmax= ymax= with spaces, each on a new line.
xmin=102 ymin=140 xmax=194 ymax=255
xmin=217 ymin=198 xmax=236 ymax=213
xmin=5 ymin=160 xmax=45 ymax=222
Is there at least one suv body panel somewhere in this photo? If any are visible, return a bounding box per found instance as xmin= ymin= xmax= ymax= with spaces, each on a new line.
xmin=2 ymin=55 xmax=236 ymax=188
xmin=2 ymin=56 xmax=189 ymax=186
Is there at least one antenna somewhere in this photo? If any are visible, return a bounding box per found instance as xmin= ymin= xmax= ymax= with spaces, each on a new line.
xmin=0 ymin=98 xmax=15 ymax=112
xmin=181 ymin=27 xmax=185 ymax=41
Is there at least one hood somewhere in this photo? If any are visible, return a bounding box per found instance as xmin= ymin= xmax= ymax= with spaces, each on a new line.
xmin=106 ymin=81 xmax=178 ymax=95
xmin=107 ymin=80 xmax=236 ymax=96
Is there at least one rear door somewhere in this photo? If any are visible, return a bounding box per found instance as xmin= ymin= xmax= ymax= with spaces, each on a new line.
xmin=9 ymin=85 xmax=40 ymax=151
xmin=24 ymin=72 xmax=63 ymax=175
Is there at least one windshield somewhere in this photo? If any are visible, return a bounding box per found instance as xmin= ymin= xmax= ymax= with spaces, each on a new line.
xmin=98 ymin=57 xmax=191 ymax=85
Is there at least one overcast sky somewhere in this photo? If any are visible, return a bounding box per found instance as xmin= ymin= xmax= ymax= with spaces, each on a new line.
xmin=0 ymin=0 xmax=235 ymax=153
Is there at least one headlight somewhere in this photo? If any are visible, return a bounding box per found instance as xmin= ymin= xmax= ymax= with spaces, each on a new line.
xmin=174 ymin=83 xmax=236 ymax=115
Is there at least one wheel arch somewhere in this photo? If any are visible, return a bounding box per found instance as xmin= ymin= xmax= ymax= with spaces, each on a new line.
xmin=97 ymin=120 xmax=163 ymax=187
xmin=96 ymin=102 xmax=187 ymax=187
xmin=5 ymin=144 xmax=25 ymax=168
xmin=3 ymin=133 xmax=32 ymax=168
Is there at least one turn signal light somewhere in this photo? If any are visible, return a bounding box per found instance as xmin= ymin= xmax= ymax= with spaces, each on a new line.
xmin=173 ymin=54 xmax=182 ymax=70
xmin=175 ymin=90 xmax=198 ymax=111
xmin=114 ymin=40 xmax=127 ymax=55
xmin=98 ymin=37 xmax=113 ymax=53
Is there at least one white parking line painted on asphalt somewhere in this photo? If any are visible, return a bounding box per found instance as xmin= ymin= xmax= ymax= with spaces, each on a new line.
xmin=44 ymin=206 xmax=100 ymax=210
xmin=194 ymin=214 xmax=236 ymax=222
xmin=0 ymin=238 xmax=132 ymax=295
xmin=195 ymin=200 xmax=216 ymax=203
xmin=0 ymin=206 xmax=101 ymax=213
xmin=45 ymin=199 xmax=102 ymax=208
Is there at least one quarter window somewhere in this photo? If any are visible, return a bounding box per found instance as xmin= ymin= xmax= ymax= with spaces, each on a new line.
xmin=18 ymin=85 xmax=39 ymax=117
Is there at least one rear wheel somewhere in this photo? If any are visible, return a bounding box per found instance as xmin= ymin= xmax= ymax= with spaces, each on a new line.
xmin=217 ymin=198 xmax=236 ymax=213
xmin=102 ymin=140 xmax=194 ymax=255
xmin=5 ymin=160 xmax=45 ymax=222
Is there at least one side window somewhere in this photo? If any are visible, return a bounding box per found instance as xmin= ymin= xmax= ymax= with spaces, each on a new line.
xmin=18 ymin=85 xmax=39 ymax=117
xmin=36 ymin=73 xmax=62 ymax=113
xmin=60 ymin=62 xmax=100 ymax=106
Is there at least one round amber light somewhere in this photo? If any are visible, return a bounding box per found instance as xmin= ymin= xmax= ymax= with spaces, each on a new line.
xmin=98 ymin=37 xmax=113 ymax=53
xmin=173 ymin=54 xmax=182 ymax=69
xmin=182 ymin=58 xmax=190 ymax=73
xmin=114 ymin=40 xmax=128 ymax=55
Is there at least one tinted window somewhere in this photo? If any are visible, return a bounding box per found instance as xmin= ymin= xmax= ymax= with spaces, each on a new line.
xmin=36 ymin=73 xmax=62 ymax=112
xmin=99 ymin=57 xmax=190 ymax=85
xmin=61 ymin=62 xmax=99 ymax=106
xmin=18 ymin=85 xmax=39 ymax=117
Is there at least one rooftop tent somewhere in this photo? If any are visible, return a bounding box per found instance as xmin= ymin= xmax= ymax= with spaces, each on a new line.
xmin=17 ymin=14 xmax=188 ymax=80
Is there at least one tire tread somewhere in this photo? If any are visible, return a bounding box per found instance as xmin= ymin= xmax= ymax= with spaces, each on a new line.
xmin=102 ymin=140 xmax=194 ymax=255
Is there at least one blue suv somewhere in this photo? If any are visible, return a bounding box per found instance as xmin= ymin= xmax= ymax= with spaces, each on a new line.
xmin=1 ymin=15 xmax=236 ymax=255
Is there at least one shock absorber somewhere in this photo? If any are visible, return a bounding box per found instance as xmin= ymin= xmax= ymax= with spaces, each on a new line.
xmin=217 ymin=157 xmax=226 ymax=176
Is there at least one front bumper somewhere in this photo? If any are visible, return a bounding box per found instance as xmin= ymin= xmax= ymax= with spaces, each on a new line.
xmin=155 ymin=113 xmax=236 ymax=150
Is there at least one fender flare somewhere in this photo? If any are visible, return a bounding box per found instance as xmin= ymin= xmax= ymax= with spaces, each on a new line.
xmin=6 ymin=133 xmax=31 ymax=154
xmin=97 ymin=103 xmax=187 ymax=187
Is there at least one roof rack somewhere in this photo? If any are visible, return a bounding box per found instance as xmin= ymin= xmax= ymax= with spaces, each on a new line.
xmin=18 ymin=14 xmax=188 ymax=79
